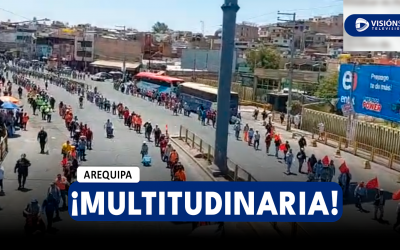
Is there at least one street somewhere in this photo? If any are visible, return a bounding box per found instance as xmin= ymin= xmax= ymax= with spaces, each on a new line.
xmin=0 ymin=76 xmax=259 ymax=238
xmin=68 ymin=77 xmax=400 ymax=237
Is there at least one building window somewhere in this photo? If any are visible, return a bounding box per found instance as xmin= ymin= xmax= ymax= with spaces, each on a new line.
xmin=283 ymin=40 xmax=287 ymax=43
xmin=274 ymin=40 xmax=278 ymax=43
xmin=76 ymin=51 xmax=92 ymax=57
xmin=78 ymin=40 xmax=92 ymax=47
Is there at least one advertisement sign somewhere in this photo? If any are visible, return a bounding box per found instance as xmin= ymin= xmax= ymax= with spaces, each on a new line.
xmin=337 ymin=64 xmax=400 ymax=122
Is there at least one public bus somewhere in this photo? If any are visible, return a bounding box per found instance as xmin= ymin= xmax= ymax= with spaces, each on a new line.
xmin=134 ymin=72 xmax=185 ymax=94
xmin=177 ymin=82 xmax=239 ymax=117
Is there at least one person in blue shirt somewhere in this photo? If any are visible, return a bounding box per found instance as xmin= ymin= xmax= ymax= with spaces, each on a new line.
xmin=313 ymin=160 xmax=324 ymax=180
xmin=354 ymin=181 xmax=367 ymax=211
xmin=248 ymin=128 xmax=254 ymax=146
xmin=201 ymin=110 xmax=207 ymax=126
xmin=77 ymin=138 xmax=86 ymax=161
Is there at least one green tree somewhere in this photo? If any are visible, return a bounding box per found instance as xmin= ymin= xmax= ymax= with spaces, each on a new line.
xmin=314 ymin=71 xmax=339 ymax=98
xmin=245 ymin=46 xmax=281 ymax=70
xmin=152 ymin=22 xmax=169 ymax=33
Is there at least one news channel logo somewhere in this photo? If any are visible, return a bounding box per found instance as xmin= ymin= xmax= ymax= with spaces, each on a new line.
xmin=345 ymin=14 xmax=400 ymax=36
xmin=68 ymin=181 xmax=343 ymax=222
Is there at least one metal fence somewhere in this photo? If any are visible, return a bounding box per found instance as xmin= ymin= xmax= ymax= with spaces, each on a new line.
xmin=178 ymin=125 xmax=310 ymax=238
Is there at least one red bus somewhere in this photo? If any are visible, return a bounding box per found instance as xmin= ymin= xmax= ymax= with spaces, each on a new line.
xmin=135 ymin=72 xmax=185 ymax=92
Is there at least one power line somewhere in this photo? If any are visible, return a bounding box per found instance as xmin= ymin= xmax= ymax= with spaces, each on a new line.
xmin=0 ymin=7 xmax=31 ymax=20
xmin=206 ymin=1 xmax=343 ymax=30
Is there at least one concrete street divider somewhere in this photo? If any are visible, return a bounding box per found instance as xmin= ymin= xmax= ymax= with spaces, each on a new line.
xmin=177 ymin=125 xmax=310 ymax=238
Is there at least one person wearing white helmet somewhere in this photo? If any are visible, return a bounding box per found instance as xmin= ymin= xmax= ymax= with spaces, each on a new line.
xmin=140 ymin=141 xmax=148 ymax=159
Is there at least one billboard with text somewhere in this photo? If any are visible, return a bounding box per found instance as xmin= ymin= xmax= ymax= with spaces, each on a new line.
xmin=337 ymin=64 xmax=400 ymax=122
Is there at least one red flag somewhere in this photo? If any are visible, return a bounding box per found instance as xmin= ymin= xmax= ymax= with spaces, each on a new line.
xmin=339 ymin=162 xmax=349 ymax=173
xmin=393 ymin=190 xmax=400 ymax=200
xmin=366 ymin=177 xmax=379 ymax=189
xmin=322 ymin=155 xmax=330 ymax=165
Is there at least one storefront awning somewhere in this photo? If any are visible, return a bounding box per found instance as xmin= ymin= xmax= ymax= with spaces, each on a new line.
xmin=90 ymin=60 xmax=141 ymax=70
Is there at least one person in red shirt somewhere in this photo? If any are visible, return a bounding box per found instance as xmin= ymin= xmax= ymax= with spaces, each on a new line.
xmin=160 ymin=136 xmax=168 ymax=160
xmin=123 ymin=109 xmax=130 ymax=126
xmin=81 ymin=124 xmax=88 ymax=137
xmin=86 ymin=128 xmax=93 ymax=150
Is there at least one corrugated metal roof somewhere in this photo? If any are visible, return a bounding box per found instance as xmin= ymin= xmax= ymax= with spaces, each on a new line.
xmin=90 ymin=60 xmax=141 ymax=69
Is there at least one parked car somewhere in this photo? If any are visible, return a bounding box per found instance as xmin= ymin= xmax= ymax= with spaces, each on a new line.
xmin=91 ymin=72 xmax=106 ymax=81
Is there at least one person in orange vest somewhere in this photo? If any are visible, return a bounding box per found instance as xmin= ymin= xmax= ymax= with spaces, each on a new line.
xmin=65 ymin=113 xmax=72 ymax=128
xmin=274 ymin=134 xmax=281 ymax=158
xmin=169 ymin=149 xmax=179 ymax=168
xmin=136 ymin=115 xmax=142 ymax=134
xmin=174 ymin=164 xmax=186 ymax=181
xmin=132 ymin=114 xmax=138 ymax=131
xmin=22 ymin=113 xmax=29 ymax=131
xmin=55 ymin=174 xmax=69 ymax=210
xmin=243 ymin=124 xmax=249 ymax=142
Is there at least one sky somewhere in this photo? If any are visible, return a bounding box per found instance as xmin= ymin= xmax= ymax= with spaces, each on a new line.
xmin=0 ymin=0 xmax=343 ymax=34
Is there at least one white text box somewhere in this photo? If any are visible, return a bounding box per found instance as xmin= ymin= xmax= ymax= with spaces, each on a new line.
xmin=77 ymin=167 xmax=140 ymax=183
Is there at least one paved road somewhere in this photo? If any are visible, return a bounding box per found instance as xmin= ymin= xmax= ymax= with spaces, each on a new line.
xmin=66 ymin=77 xmax=400 ymax=237
xmin=0 ymin=76 xmax=259 ymax=238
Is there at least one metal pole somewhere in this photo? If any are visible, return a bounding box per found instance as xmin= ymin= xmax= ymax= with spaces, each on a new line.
xmin=278 ymin=12 xmax=296 ymax=131
xmin=122 ymin=26 xmax=126 ymax=81
xmin=345 ymin=62 xmax=356 ymax=148
xmin=81 ymin=27 xmax=87 ymax=71
xmin=213 ymin=0 xmax=239 ymax=175
xmin=116 ymin=25 xmax=127 ymax=81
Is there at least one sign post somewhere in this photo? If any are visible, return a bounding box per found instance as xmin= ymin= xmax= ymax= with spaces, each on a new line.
xmin=345 ymin=63 xmax=357 ymax=148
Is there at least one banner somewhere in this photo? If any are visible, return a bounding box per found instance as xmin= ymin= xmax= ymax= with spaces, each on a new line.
xmin=68 ymin=180 xmax=342 ymax=222
xmin=337 ymin=64 xmax=400 ymax=122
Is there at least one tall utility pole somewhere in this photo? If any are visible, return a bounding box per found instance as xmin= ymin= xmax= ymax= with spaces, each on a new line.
xmin=345 ymin=62 xmax=357 ymax=147
xmin=277 ymin=11 xmax=296 ymax=131
xmin=200 ymin=21 xmax=205 ymax=35
xmin=213 ymin=0 xmax=239 ymax=175
xmin=81 ymin=27 xmax=87 ymax=71
xmin=116 ymin=25 xmax=126 ymax=81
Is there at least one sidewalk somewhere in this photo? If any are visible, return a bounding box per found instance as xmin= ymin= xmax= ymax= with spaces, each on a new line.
xmin=240 ymin=110 xmax=400 ymax=193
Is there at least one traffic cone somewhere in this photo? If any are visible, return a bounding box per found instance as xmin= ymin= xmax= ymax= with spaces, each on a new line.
xmin=165 ymin=125 xmax=169 ymax=137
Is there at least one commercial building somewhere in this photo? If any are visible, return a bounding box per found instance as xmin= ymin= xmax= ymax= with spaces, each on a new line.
xmin=180 ymin=49 xmax=237 ymax=73
xmin=235 ymin=22 xmax=259 ymax=41
xmin=93 ymin=36 xmax=142 ymax=62
xmin=74 ymin=32 xmax=94 ymax=62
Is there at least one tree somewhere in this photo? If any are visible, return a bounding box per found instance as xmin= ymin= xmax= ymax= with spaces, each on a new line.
xmin=245 ymin=46 xmax=281 ymax=70
xmin=152 ymin=22 xmax=169 ymax=33
xmin=314 ymin=71 xmax=339 ymax=99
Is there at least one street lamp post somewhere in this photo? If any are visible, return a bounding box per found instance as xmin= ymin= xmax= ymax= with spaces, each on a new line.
xmin=213 ymin=0 xmax=240 ymax=175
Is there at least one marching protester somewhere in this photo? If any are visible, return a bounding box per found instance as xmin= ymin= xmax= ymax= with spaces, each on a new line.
xmin=14 ymin=153 xmax=31 ymax=190
xmin=7 ymin=63 xmax=400 ymax=234
xmin=37 ymin=127 xmax=48 ymax=154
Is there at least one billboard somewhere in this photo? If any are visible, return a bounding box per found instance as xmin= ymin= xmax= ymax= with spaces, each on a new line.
xmin=181 ymin=49 xmax=237 ymax=73
xmin=337 ymin=64 xmax=400 ymax=122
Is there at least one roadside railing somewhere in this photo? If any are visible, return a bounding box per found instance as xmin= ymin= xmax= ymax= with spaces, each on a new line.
xmin=0 ymin=131 xmax=8 ymax=162
xmin=313 ymin=129 xmax=400 ymax=172
xmin=178 ymin=125 xmax=310 ymax=238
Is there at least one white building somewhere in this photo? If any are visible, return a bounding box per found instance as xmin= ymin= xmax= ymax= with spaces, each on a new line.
xmin=74 ymin=32 xmax=95 ymax=61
